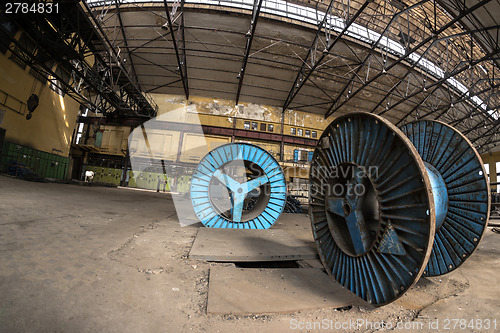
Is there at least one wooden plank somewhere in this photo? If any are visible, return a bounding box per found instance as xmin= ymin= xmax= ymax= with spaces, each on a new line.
xmin=207 ymin=267 xmax=362 ymax=314
xmin=189 ymin=228 xmax=318 ymax=261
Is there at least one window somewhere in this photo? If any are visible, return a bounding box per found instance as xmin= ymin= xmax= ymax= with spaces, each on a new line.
xmin=497 ymin=162 xmax=500 ymax=193
xmin=305 ymin=130 xmax=311 ymax=137
xmin=251 ymin=122 xmax=258 ymax=130
xmin=290 ymin=128 xmax=296 ymax=135
xmin=297 ymin=128 xmax=303 ymax=136
xmin=312 ymin=131 xmax=317 ymax=138
xmin=75 ymin=108 xmax=89 ymax=144
xmin=268 ymin=124 xmax=274 ymax=132
xmin=484 ymin=164 xmax=490 ymax=181
xmin=293 ymin=149 xmax=310 ymax=162
xmin=244 ymin=121 xmax=250 ymax=130
xmin=260 ymin=123 xmax=267 ymax=131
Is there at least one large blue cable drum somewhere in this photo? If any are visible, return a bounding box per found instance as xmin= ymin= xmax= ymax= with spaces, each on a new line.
xmin=310 ymin=112 xmax=490 ymax=306
xmin=310 ymin=112 xmax=435 ymax=306
xmin=190 ymin=143 xmax=287 ymax=229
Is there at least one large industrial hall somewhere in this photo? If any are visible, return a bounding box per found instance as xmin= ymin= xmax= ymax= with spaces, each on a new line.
xmin=0 ymin=0 xmax=499 ymax=331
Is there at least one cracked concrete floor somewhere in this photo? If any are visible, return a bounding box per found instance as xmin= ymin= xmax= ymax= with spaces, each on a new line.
xmin=1 ymin=174 xmax=499 ymax=332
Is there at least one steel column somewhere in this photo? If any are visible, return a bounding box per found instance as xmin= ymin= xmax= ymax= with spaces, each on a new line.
xmin=163 ymin=0 xmax=189 ymax=100
xmin=235 ymin=0 xmax=263 ymax=105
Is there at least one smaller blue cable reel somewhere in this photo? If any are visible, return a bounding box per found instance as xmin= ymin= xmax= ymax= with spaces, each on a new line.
xmin=190 ymin=143 xmax=287 ymax=229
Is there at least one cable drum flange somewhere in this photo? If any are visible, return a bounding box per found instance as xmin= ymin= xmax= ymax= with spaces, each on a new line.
xmin=190 ymin=143 xmax=287 ymax=229
xmin=309 ymin=112 xmax=435 ymax=306
xmin=400 ymin=120 xmax=491 ymax=277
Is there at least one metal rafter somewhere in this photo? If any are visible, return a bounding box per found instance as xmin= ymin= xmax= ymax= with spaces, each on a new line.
xmin=282 ymin=0 xmax=372 ymax=111
xmin=437 ymin=0 xmax=500 ymax=70
xmin=323 ymin=0 xmax=432 ymax=118
xmin=419 ymin=81 xmax=500 ymax=126
xmin=380 ymin=26 xmax=500 ymax=123
xmin=1 ymin=30 xmax=108 ymax=114
xmin=163 ymin=0 xmax=189 ymax=100
xmin=471 ymin=117 xmax=500 ymax=146
xmin=82 ymin=1 xmax=158 ymax=117
xmin=462 ymin=101 xmax=500 ymax=136
xmin=325 ymin=0 xmax=493 ymax=118
xmin=378 ymin=50 xmax=497 ymax=122
xmin=477 ymin=124 xmax=500 ymax=152
xmin=2 ymin=1 xmax=158 ymax=119
xmin=114 ymin=0 xmax=140 ymax=87
xmin=235 ymin=0 xmax=263 ymax=105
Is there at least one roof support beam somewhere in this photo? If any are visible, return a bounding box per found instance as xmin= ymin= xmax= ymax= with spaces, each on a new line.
xmin=325 ymin=0 xmax=492 ymax=118
xmin=115 ymin=0 xmax=140 ymax=87
xmin=381 ymin=26 xmax=500 ymax=125
xmin=282 ymin=0 xmax=372 ymax=112
xmin=476 ymin=122 xmax=500 ymax=151
xmin=378 ymin=49 xmax=497 ymax=122
xmin=4 ymin=1 xmax=158 ymax=118
xmin=163 ymin=0 xmax=189 ymax=100
xmin=394 ymin=77 xmax=500 ymax=127
xmin=394 ymin=85 xmax=495 ymax=129
xmin=470 ymin=116 xmax=500 ymax=146
xmin=235 ymin=0 xmax=263 ymax=105
xmin=433 ymin=81 xmax=500 ymax=124
xmin=324 ymin=0 xmax=432 ymax=118
xmin=462 ymin=101 xmax=500 ymax=135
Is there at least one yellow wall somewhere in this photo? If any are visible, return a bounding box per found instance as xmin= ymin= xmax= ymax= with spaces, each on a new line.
xmin=180 ymin=134 xmax=230 ymax=163
xmin=129 ymin=128 xmax=180 ymax=161
xmin=150 ymin=94 xmax=328 ymax=132
xmin=0 ymin=43 xmax=79 ymax=156
xmin=128 ymin=124 xmax=231 ymax=163
xmin=85 ymin=94 xmax=324 ymax=168
xmin=98 ymin=125 xmax=131 ymax=156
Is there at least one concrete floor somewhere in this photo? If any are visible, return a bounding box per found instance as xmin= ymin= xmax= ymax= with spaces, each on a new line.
xmin=1 ymin=174 xmax=499 ymax=332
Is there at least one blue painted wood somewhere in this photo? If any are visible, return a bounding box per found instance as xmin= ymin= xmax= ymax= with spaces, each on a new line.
xmin=190 ymin=143 xmax=286 ymax=229
xmin=401 ymin=120 xmax=490 ymax=277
